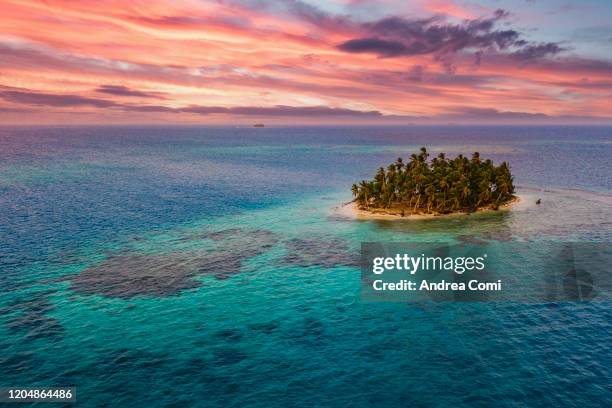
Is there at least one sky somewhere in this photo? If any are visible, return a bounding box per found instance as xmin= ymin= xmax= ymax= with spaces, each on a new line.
xmin=1 ymin=0 xmax=612 ymax=125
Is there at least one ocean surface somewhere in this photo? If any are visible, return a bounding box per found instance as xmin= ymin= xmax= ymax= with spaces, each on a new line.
xmin=0 ymin=126 xmax=610 ymax=407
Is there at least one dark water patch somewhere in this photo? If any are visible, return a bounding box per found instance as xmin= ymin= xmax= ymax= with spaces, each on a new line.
xmin=3 ymin=290 xmax=64 ymax=340
xmin=70 ymin=228 xmax=279 ymax=298
xmin=191 ymin=228 xmax=277 ymax=244
xmin=170 ymin=363 xmax=250 ymax=401
xmin=209 ymin=228 xmax=278 ymax=249
xmin=98 ymin=348 xmax=172 ymax=373
xmin=283 ymin=317 xmax=328 ymax=346
xmin=212 ymin=348 xmax=248 ymax=366
xmin=303 ymin=317 xmax=325 ymax=337
xmin=249 ymin=321 xmax=280 ymax=334
xmin=0 ymin=351 xmax=39 ymax=374
xmin=5 ymin=294 xmax=55 ymax=315
xmin=294 ymin=304 xmax=312 ymax=313
xmin=283 ymin=237 xmax=358 ymax=268
xmin=7 ymin=312 xmax=64 ymax=340
xmin=215 ymin=328 xmax=244 ymax=342
xmin=170 ymin=357 xmax=209 ymax=378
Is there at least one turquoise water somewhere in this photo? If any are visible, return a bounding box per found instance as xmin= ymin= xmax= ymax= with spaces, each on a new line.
xmin=0 ymin=126 xmax=610 ymax=407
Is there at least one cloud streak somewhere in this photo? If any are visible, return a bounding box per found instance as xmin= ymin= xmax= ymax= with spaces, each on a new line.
xmin=0 ymin=90 xmax=117 ymax=108
xmin=0 ymin=88 xmax=382 ymax=117
xmin=3 ymin=87 xmax=610 ymax=125
xmin=95 ymin=85 xmax=165 ymax=99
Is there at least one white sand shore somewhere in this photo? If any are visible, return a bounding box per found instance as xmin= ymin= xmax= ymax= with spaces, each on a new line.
xmin=335 ymin=195 xmax=522 ymax=221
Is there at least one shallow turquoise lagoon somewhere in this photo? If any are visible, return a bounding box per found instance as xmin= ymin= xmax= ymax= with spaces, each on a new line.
xmin=0 ymin=126 xmax=610 ymax=407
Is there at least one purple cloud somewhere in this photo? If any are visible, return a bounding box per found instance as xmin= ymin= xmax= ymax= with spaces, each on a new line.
xmin=337 ymin=9 xmax=565 ymax=64
xmin=338 ymin=37 xmax=410 ymax=57
xmin=0 ymin=87 xmax=382 ymax=117
xmin=3 ymin=88 xmax=609 ymax=124
xmin=181 ymin=105 xmax=382 ymax=117
xmin=0 ymin=90 xmax=117 ymax=108
xmin=95 ymin=85 xmax=165 ymax=99
xmin=445 ymin=106 xmax=548 ymax=119
xmin=512 ymin=43 xmax=567 ymax=60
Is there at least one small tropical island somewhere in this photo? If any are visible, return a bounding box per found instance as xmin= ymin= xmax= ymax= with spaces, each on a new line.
xmin=350 ymin=147 xmax=516 ymax=218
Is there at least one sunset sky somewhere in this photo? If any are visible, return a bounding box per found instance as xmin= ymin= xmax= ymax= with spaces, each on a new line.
xmin=2 ymin=0 xmax=612 ymax=124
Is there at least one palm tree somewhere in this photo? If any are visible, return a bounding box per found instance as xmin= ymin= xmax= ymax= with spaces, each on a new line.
xmin=352 ymin=147 xmax=514 ymax=214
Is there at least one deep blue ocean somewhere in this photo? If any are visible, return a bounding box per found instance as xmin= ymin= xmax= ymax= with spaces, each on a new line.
xmin=0 ymin=126 xmax=610 ymax=407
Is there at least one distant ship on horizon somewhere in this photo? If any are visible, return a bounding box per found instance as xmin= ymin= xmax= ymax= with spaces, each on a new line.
xmin=253 ymin=123 xmax=265 ymax=128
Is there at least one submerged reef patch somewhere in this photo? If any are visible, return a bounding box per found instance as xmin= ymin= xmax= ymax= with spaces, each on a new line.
xmin=70 ymin=228 xmax=278 ymax=298
xmin=71 ymin=253 xmax=203 ymax=298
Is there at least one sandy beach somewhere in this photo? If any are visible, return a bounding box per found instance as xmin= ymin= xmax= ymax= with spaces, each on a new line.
xmin=336 ymin=195 xmax=522 ymax=220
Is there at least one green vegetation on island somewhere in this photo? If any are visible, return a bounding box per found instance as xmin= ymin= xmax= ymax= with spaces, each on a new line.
xmin=351 ymin=147 xmax=515 ymax=216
